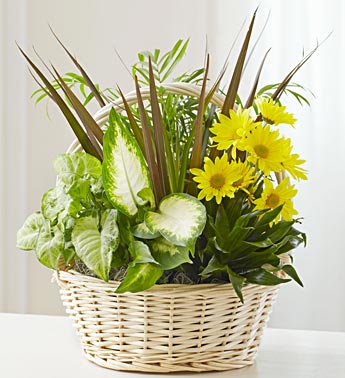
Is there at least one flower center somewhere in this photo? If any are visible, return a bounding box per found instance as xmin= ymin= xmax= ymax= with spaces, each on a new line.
xmin=266 ymin=193 xmax=280 ymax=208
xmin=254 ymin=144 xmax=269 ymax=158
xmin=210 ymin=173 xmax=226 ymax=189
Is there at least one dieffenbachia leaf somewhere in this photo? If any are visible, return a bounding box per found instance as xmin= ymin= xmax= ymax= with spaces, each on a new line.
xmin=145 ymin=193 xmax=206 ymax=248
xmin=71 ymin=209 xmax=119 ymax=281
xmin=36 ymin=226 xmax=64 ymax=269
xmin=103 ymin=117 xmax=152 ymax=217
xmin=16 ymin=212 xmax=46 ymax=250
xmin=150 ymin=237 xmax=192 ymax=270
xmin=54 ymin=152 xmax=102 ymax=186
xmin=128 ymin=241 xmax=159 ymax=267
xmin=115 ymin=263 xmax=163 ymax=293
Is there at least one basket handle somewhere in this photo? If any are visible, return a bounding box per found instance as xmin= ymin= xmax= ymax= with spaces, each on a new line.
xmin=67 ymin=82 xmax=225 ymax=153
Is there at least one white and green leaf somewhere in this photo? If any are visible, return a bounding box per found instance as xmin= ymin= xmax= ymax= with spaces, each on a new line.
xmin=54 ymin=152 xmax=102 ymax=185
xmin=145 ymin=193 xmax=206 ymax=247
xmin=71 ymin=209 xmax=119 ymax=281
xmin=103 ymin=121 xmax=152 ymax=217
xmin=16 ymin=212 xmax=46 ymax=250
xmin=150 ymin=237 xmax=192 ymax=270
xmin=36 ymin=226 xmax=64 ymax=269
xmin=131 ymin=222 xmax=160 ymax=239
xmin=128 ymin=240 xmax=159 ymax=267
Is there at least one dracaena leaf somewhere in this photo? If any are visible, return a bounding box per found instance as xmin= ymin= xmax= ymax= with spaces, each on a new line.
xmin=245 ymin=268 xmax=291 ymax=286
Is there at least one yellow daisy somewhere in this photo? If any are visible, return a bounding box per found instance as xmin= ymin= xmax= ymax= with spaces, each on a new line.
xmin=190 ymin=154 xmax=242 ymax=204
xmin=254 ymin=178 xmax=298 ymax=223
xmin=279 ymin=139 xmax=308 ymax=180
xmin=257 ymin=98 xmax=297 ymax=126
xmin=244 ymin=124 xmax=290 ymax=176
xmin=210 ymin=106 xmax=259 ymax=154
xmin=231 ymin=161 xmax=257 ymax=194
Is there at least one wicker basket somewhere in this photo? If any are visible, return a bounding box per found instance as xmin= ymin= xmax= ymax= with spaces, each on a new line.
xmin=56 ymin=269 xmax=279 ymax=373
xmin=58 ymin=83 xmax=281 ymax=373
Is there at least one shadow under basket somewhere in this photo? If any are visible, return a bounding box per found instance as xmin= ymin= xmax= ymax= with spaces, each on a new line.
xmin=55 ymin=269 xmax=279 ymax=373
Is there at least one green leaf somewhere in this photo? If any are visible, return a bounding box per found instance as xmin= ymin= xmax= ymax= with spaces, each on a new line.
xmin=36 ymin=226 xmax=64 ymax=269
xmin=41 ymin=186 xmax=82 ymax=220
xmin=54 ymin=152 xmax=102 ymax=185
xmin=103 ymin=120 xmax=152 ymax=216
xmin=131 ymin=222 xmax=160 ymax=239
xmin=227 ymin=267 xmax=245 ymax=303
xmin=145 ymin=193 xmax=206 ymax=247
xmin=128 ymin=241 xmax=158 ymax=267
xmin=150 ymin=237 xmax=192 ymax=270
xmin=245 ymin=268 xmax=291 ymax=286
xmin=71 ymin=210 xmax=119 ymax=281
xmin=16 ymin=212 xmax=46 ymax=250
xmin=115 ymin=263 xmax=163 ymax=293
xmin=282 ymin=264 xmax=303 ymax=287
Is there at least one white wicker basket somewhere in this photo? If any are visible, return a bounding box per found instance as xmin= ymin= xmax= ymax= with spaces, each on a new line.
xmin=57 ymin=83 xmax=280 ymax=373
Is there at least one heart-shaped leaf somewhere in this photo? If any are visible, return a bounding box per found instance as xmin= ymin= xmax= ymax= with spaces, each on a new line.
xmin=145 ymin=193 xmax=206 ymax=247
xmin=150 ymin=237 xmax=192 ymax=270
xmin=36 ymin=226 xmax=64 ymax=269
xmin=103 ymin=119 xmax=152 ymax=216
xmin=72 ymin=209 xmax=119 ymax=281
xmin=128 ymin=241 xmax=159 ymax=267
xmin=16 ymin=212 xmax=46 ymax=250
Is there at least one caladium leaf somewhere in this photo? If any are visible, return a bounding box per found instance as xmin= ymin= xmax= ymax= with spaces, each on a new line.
xmin=150 ymin=237 xmax=192 ymax=270
xmin=36 ymin=226 xmax=64 ymax=269
xmin=103 ymin=119 xmax=152 ymax=217
xmin=128 ymin=241 xmax=159 ymax=267
xmin=71 ymin=209 xmax=119 ymax=281
xmin=145 ymin=193 xmax=206 ymax=248
xmin=131 ymin=222 xmax=160 ymax=239
xmin=16 ymin=212 xmax=46 ymax=250
xmin=115 ymin=263 xmax=163 ymax=293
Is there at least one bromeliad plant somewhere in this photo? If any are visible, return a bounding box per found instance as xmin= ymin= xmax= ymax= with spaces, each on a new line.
xmin=17 ymin=12 xmax=314 ymax=301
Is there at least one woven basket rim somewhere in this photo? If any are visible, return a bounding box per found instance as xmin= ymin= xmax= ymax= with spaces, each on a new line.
xmin=56 ymin=268 xmax=278 ymax=295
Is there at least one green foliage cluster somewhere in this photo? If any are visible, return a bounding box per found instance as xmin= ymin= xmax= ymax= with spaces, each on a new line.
xmin=17 ymin=13 xmax=314 ymax=301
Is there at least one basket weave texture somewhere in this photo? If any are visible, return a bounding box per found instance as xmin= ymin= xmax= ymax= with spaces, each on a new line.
xmin=56 ymin=269 xmax=278 ymax=373
xmin=59 ymin=83 xmax=281 ymax=372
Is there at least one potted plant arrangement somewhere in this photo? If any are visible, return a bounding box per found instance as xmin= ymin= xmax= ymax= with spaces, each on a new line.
xmin=16 ymin=12 xmax=315 ymax=373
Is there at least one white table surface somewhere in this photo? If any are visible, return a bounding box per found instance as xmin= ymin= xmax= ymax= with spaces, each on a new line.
xmin=0 ymin=313 xmax=344 ymax=378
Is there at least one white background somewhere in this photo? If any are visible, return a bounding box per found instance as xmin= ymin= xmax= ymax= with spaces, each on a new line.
xmin=1 ymin=0 xmax=344 ymax=332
